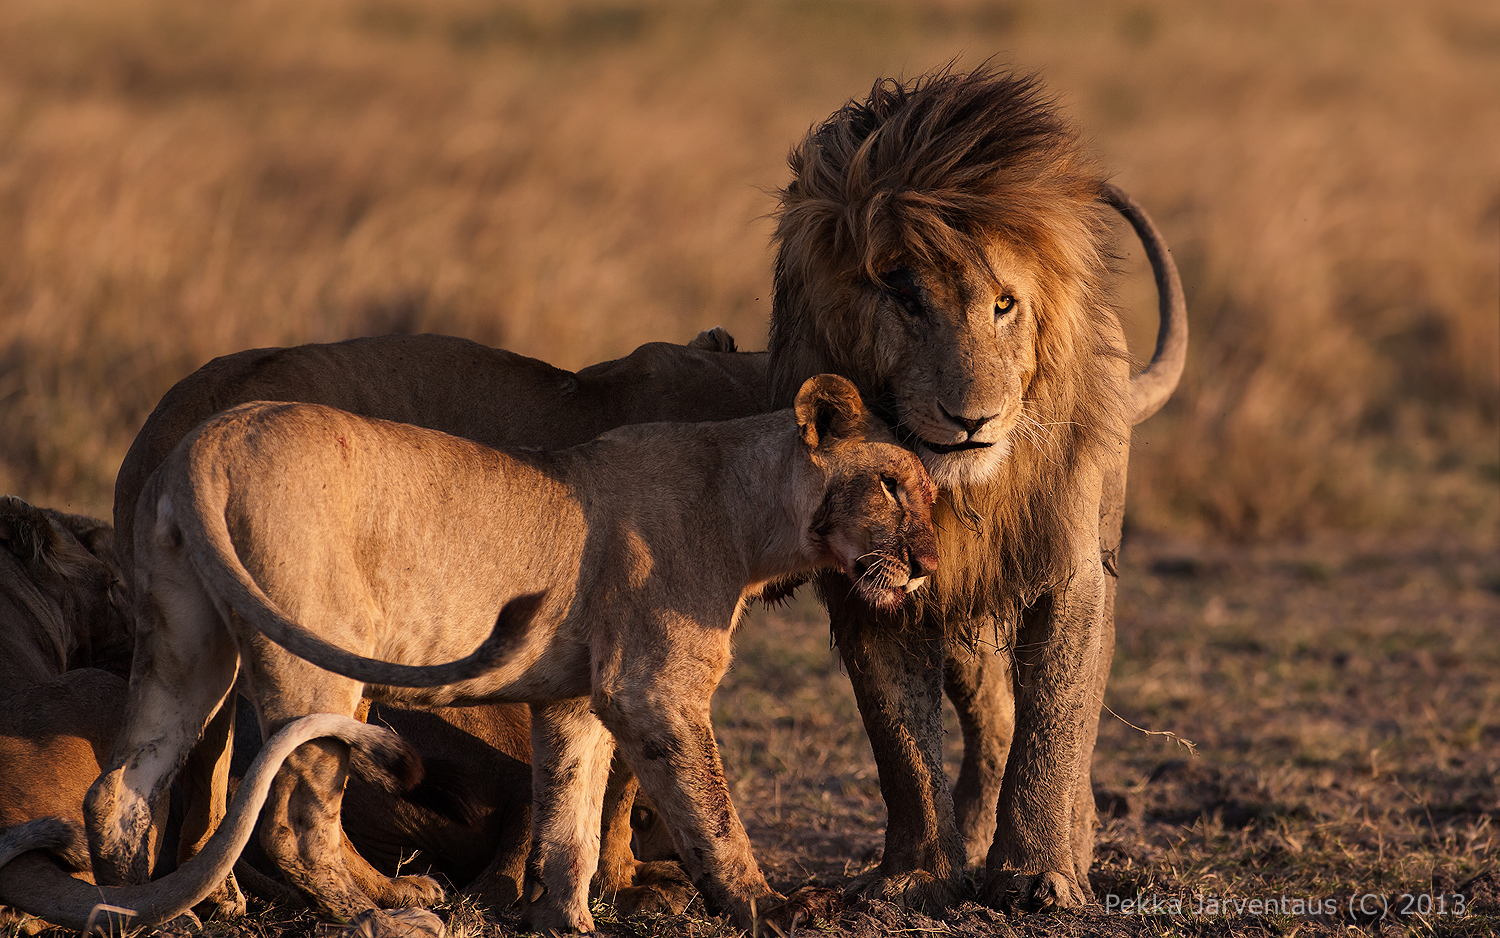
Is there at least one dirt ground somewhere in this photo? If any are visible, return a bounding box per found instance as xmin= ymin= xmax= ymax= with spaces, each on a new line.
xmin=114 ymin=527 xmax=1496 ymax=938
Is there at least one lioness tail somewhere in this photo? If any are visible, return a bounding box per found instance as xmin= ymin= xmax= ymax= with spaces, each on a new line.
xmin=0 ymin=715 xmax=411 ymax=931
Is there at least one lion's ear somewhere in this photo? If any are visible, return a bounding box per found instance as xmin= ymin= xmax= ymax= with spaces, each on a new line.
xmin=794 ymin=374 xmax=867 ymax=449
xmin=0 ymin=495 xmax=60 ymax=565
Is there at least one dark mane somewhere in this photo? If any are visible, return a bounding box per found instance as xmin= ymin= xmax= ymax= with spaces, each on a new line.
xmin=768 ymin=65 xmax=1131 ymax=632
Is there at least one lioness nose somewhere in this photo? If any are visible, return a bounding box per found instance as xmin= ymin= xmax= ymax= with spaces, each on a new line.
xmin=938 ymin=402 xmax=995 ymax=437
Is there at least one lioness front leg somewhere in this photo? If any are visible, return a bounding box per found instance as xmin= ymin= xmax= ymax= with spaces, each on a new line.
xmin=982 ymin=558 xmax=1108 ymax=912
xmin=596 ymin=686 xmax=779 ymax=927
xmin=522 ymin=699 xmax=615 ymax=934
xmin=831 ymin=592 xmax=964 ymax=913
xmin=591 ymin=754 xmax=695 ymax=915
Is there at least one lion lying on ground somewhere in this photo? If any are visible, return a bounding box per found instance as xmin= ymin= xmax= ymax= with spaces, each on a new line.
xmin=89 ymin=374 xmax=937 ymax=931
xmin=2 ymin=714 xmax=440 ymax=936
xmin=0 ymin=497 xmax=142 ymax=934
xmin=108 ymin=328 xmax=763 ymax=914
xmin=0 ymin=502 xmax=664 ymax=931
xmin=764 ymin=67 xmax=1187 ymax=911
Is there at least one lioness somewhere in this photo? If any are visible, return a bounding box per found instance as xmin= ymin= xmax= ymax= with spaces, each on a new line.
xmin=108 ymin=328 xmax=766 ymax=912
xmin=1 ymin=714 xmax=438 ymax=936
xmin=90 ymin=374 xmax=938 ymax=931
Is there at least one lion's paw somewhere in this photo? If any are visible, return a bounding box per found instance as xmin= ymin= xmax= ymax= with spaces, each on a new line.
xmin=981 ymin=870 xmax=1084 ymax=913
xmin=344 ymin=908 xmax=446 ymax=938
xmin=366 ymin=873 xmax=445 ymax=909
xmin=845 ymin=869 xmax=960 ymax=914
xmin=758 ymin=886 xmax=843 ymax=932
xmin=605 ymin=860 xmax=696 ymax=915
xmin=460 ymin=870 xmax=523 ymax=912
xmin=192 ymin=869 xmax=246 ymax=919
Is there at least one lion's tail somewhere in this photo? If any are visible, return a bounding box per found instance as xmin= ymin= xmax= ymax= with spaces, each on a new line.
xmin=0 ymin=715 xmax=410 ymax=932
xmin=168 ymin=443 xmax=550 ymax=689
xmin=1104 ymin=184 xmax=1188 ymax=426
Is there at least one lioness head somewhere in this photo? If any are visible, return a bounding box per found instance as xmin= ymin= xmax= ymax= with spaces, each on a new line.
xmin=769 ymin=68 xmax=1126 ymax=491
xmin=794 ymin=375 xmax=938 ymax=611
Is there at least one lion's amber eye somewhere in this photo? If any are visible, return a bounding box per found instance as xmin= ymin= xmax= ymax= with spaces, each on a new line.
xmin=994 ymin=295 xmax=1016 ymax=317
xmin=881 ymin=476 xmax=899 ymax=500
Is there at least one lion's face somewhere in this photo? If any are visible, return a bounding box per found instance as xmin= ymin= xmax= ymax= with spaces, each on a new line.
xmin=860 ymin=243 xmax=1044 ymax=490
xmin=811 ymin=439 xmax=939 ymax=611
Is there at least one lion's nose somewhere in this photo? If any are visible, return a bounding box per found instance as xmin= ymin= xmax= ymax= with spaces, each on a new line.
xmin=938 ymin=402 xmax=996 ymax=438
xmin=909 ymin=547 xmax=937 ymax=580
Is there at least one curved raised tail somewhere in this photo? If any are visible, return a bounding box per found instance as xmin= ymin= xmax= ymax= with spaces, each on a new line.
xmin=0 ymin=714 xmax=409 ymax=932
xmin=168 ymin=465 xmax=549 ymax=688
xmin=1103 ymin=183 xmax=1189 ymax=425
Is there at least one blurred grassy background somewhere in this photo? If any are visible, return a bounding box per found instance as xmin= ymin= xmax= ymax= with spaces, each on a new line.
xmin=1 ymin=0 xmax=1496 ymax=539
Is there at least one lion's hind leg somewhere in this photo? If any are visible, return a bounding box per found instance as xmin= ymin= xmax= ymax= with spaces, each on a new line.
xmin=85 ymin=584 xmax=239 ymax=903
xmin=251 ymin=658 xmax=441 ymax=918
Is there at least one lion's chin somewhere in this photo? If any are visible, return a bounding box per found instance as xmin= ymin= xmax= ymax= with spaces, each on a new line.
xmin=854 ymin=581 xmax=908 ymax=612
xmin=918 ymin=441 xmax=1008 ymax=490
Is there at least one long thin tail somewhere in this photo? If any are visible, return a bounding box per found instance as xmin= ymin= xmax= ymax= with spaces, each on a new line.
xmin=0 ymin=714 xmax=408 ymax=932
xmin=1104 ymin=184 xmax=1189 ymax=425
xmin=170 ymin=456 xmax=550 ymax=688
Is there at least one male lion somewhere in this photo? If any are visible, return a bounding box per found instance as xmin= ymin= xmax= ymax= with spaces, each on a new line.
xmin=106 ymin=327 xmax=764 ymax=914
xmin=1 ymin=714 xmax=440 ymax=936
xmin=766 ymin=68 xmax=1187 ymax=911
xmin=90 ymin=374 xmax=938 ymax=931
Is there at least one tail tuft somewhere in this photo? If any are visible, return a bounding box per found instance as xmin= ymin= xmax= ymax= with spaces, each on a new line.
xmin=348 ymin=724 xmax=425 ymax=794
xmin=0 ymin=816 xmax=89 ymax=871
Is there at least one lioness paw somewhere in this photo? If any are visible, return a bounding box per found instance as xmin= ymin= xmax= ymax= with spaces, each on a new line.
xmin=604 ymin=860 xmax=696 ymax=915
xmin=364 ymin=873 xmax=445 ymax=909
xmin=844 ymin=869 xmax=960 ymax=914
xmin=344 ymin=907 xmax=446 ymax=938
xmin=982 ymin=869 xmax=1084 ymax=913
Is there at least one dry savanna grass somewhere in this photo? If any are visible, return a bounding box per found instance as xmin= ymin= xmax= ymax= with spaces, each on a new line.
xmin=0 ymin=0 xmax=1495 ymax=538
xmin=0 ymin=2 xmax=1497 ymax=937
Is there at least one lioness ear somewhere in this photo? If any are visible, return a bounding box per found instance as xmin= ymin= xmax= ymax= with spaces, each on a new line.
xmin=795 ymin=374 xmax=867 ymax=449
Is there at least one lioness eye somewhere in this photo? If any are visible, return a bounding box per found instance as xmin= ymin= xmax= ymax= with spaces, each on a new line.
xmin=881 ymin=476 xmax=899 ymax=500
xmin=994 ymin=294 xmax=1016 ymax=317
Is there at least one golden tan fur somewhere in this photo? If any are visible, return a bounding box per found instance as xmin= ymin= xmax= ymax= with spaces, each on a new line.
xmin=107 ymin=327 xmax=763 ymax=915
xmin=2 ymin=714 xmax=438 ymax=935
xmin=767 ymin=67 xmax=1186 ymax=911
xmin=0 ymin=499 xmax=140 ymax=933
xmin=89 ymin=375 xmax=937 ymax=931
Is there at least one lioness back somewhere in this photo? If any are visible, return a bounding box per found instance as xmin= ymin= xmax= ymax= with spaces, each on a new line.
xmin=117 ymin=333 xmax=770 ymax=573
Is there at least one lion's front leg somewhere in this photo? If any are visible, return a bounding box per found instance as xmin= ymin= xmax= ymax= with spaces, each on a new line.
xmin=832 ymin=596 xmax=964 ymax=913
xmin=944 ymin=636 xmax=1014 ymax=867
xmin=981 ymin=557 xmax=1109 ymax=913
xmin=522 ymin=698 xmax=615 ymax=934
